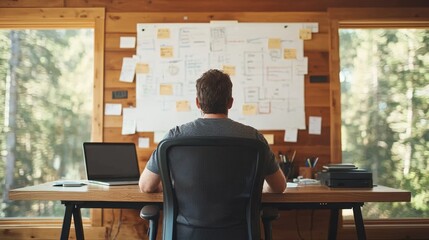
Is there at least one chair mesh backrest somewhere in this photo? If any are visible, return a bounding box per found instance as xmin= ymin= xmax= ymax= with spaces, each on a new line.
xmin=157 ymin=137 xmax=266 ymax=240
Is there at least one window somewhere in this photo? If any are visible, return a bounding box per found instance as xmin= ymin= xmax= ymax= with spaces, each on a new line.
xmin=0 ymin=8 xmax=104 ymax=222
xmin=339 ymin=28 xmax=428 ymax=219
xmin=0 ymin=29 xmax=94 ymax=217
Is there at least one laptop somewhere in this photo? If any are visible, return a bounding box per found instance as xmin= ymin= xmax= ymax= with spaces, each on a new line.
xmin=83 ymin=142 xmax=140 ymax=186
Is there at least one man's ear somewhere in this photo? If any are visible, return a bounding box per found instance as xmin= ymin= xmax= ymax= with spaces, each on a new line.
xmin=196 ymin=98 xmax=201 ymax=109
xmin=227 ymin=97 xmax=234 ymax=109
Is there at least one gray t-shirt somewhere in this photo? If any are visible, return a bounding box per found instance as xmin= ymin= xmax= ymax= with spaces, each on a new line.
xmin=146 ymin=118 xmax=279 ymax=176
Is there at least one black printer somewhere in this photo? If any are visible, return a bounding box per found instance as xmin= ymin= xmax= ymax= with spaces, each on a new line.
xmin=317 ymin=163 xmax=373 ymax=188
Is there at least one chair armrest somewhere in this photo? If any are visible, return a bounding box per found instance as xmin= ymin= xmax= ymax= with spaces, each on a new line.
xmin=140 ymin=205 xmax=160 ymax=240
xmin=140 ymin=205 xmax=160 ymax=220
xmin=261 ymin=206 xmax=279 ymax=222
xmin=261 ymin=207 xmax=280 ymax=240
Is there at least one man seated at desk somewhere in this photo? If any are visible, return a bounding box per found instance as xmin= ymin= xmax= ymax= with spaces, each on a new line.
xmin=139 ymin=69 xmax=286 ymax=193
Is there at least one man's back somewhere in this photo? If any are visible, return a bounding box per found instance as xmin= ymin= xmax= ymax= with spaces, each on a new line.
xmin=168 ymin=118 xmax=260 ymax=139
xmin=145 ymin=118 xmax=279 ymax=178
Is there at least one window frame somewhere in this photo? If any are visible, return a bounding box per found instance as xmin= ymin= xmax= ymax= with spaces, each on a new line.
xmin=0 ymin=7 xmax=105 ymax=227
xmin=328 ymin=7 xmax=429 ymax=230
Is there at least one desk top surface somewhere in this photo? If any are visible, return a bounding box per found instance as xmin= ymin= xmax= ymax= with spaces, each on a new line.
xmin=9 ymin=182 xmax=411 ymax=203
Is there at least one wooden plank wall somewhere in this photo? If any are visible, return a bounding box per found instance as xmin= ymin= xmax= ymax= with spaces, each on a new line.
xmin=102 ymin=12 xmax=332 ymax=240
xmin=104 ymin=12 xmax=330 ymax=240
xmin=1 ymin=1 xmax=428 ymax=240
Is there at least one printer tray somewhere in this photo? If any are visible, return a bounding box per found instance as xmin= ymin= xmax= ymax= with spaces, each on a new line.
xmin=320 ymin=171 xmax=372 ymax=180
xmin=322 ymin=178 xmax=373 ymax=188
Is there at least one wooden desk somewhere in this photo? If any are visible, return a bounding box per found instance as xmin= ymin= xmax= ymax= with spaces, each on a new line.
xmin=9 ymin=182 xmax=410 ymax=240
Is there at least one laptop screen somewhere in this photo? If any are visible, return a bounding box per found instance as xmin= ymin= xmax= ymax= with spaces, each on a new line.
xmin=83 ymin=142 xmax=140 ymax=180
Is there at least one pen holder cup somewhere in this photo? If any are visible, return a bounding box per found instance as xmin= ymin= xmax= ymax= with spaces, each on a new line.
xmin=299 ymin=167 xmax=314 ymax=179
xmin=280 ymin=161 xmax=294 ymax=180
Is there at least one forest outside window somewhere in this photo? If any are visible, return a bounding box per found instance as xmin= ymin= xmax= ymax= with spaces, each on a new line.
xmin=339 ymin=28 xmax=428 ymax=219
xmin=0 ymin=28 xmax=94 ymax=218
xmin=0 ymin=8 xmax=105 ymax=223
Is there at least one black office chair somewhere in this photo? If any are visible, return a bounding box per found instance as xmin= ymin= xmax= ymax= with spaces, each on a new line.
xmin=140 ymin=136 xmax=279 ymax=240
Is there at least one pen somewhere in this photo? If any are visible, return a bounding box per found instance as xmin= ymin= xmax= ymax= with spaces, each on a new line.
xmin=279 ymin=153 xmax=286 ymax=163
xmin=291 ymin=150 xmax=296 ymax=163
xmin=313 ymin=157 xmax=319 ymax=168
xmin=306 ymin=158 xmax=311 ymax=167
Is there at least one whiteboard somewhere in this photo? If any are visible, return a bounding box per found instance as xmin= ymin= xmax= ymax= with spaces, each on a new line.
xmin=134 ymin=22 xmax=317 ymax=131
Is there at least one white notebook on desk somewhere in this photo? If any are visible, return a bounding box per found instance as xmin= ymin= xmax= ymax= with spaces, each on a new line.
xmin=83 ymin=142 xmax=140 ymax=186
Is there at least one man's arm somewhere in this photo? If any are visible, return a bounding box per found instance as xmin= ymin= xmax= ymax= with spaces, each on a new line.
xmin=263 ymin=168 xmax=287 ymax=193
xmin=139 ymin=167 xmax=163 ymax=193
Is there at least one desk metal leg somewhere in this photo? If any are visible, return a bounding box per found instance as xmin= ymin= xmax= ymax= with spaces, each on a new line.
xmin=72 ymin=205 xmax=85 ymax=240
xmin=353 ymin=205 xmax=367 ymax=240
xmin=61 ymin=203 xmax=73 ymax=240
xmin=59 ymin=201 xmax=151 ymax=240
xmin=328 ymin=208 xmax=339 ymax=240
xmin=61 ymin=202 xmax=85 ymax=240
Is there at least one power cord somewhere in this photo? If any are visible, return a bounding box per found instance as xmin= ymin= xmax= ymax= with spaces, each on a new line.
xmin=295 ymin=210 xmax=305 ymax=240
xmin=310 ymin=209 xmax=315 ymax=240
xmin=112 ymin=209 xmax=123 ymax=240
xmin=108 ymin=209 xmax=115 ymax=239
xmin=295 ymin=209 xmax=315 ymax=240
xmin=108 ymin=209 xmax=122 ymax=240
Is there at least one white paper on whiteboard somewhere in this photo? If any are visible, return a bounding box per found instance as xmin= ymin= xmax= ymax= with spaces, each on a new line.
xmin=293 ymin=57 xmax=308 ymax=75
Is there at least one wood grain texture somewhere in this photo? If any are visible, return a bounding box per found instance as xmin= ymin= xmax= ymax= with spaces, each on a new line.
xmin=64 ymin=0 xmax=429 ymax=12
xmin=92 ymin=9 xmax=106 ymax=143
xmin=3 ymin=0 xmax=427 ymax=11
xmin=67 ymin=0 xmax=331 ymax=12
xmin=328 ymin=7 xmax=429 ymax=21
xmin=9 ymin=183 xmax=411 ymax=203
xmin=305 ymin=83 xmax=330 ymax=107
xmin=0 ymin=8 xmax=103 ymax=21
xmin=0 ymin=0 xmax=64 ymax=8
xmin=0 ymin=227 xmax=105 ymax=240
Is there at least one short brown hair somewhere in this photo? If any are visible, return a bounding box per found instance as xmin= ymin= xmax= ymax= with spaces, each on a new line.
xmin=196 ymin=69 xmax=233 ymax=114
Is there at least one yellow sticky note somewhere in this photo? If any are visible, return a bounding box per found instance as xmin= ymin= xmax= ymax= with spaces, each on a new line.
xmin=299 ymin=28 xmax=312 ymax=40
xmin=242 ymin=103 xmax=257 ymax=115
xmin=157 ymin=28 xmax=170 ymax=39
xmin=159 ymin=84 xmax=173 ymax=95
xmin=160 ymin=46 xmax=174 ymax=58
xmin=283 ymin=48 xmax=297 ymax=59
xmin=223 ymin=65 xmax=236 ymax=76
xmin=268 ymin=38 xmax=281 ymax=49
xmin=135 ymin=63 xmax=149 ymax=74
xmin=176 ymin=100 xmax=190 ymax=112
xmin=263 ymin=134 xmax=274 ymax=145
